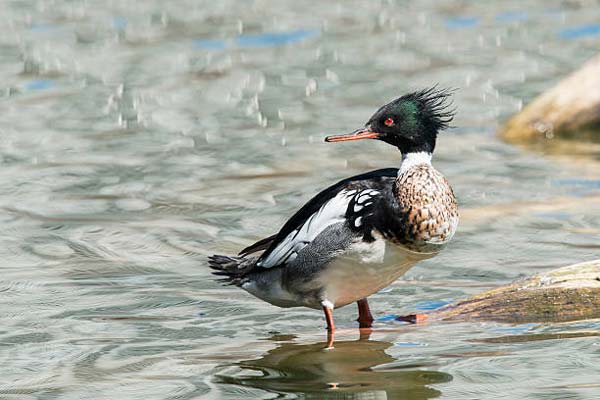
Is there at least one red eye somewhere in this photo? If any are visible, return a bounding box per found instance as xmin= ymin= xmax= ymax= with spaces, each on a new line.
xmin=384 ymin=117 xmax=394 ymax=127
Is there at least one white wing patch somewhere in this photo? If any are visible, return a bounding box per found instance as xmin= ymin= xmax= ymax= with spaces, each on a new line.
xmin=258 ymin=190 xmax=357 ymax=268
xmin=349 ymin=189 xmax=380 ymax=229
xmin=356 ymin=189 xmax=379 ymax=204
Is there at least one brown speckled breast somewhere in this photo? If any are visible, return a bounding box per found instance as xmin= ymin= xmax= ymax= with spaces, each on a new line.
xmin=393 ymin=164 xmax=458 ymax=252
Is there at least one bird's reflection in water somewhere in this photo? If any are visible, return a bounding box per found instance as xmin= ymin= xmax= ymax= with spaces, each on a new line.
xmin=219 ymin=331 xmax=452 ymax=399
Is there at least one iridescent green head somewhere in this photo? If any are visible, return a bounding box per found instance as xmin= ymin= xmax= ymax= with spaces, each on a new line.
xmin=326 ymin=87 xmax=455 ymax=154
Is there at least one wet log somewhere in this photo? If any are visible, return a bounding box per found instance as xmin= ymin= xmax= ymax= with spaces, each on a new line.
xmin=499 ymin=54 xmax=600 ymax=142
xmin=430 ymin=259 xmax=600 ymax=323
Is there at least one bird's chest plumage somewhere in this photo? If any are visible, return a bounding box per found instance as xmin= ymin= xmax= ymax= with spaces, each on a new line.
xmin=392 ymin=164 xmax=458 ymax=251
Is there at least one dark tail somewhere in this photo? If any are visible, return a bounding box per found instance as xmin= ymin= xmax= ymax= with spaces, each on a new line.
xmin=208 ymin=255 xmax=257 ymax=286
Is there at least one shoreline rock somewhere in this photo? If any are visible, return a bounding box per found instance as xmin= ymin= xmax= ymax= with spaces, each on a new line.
xmin=430 ymin=259 xmax=600 ymax=323
xmin=499 ymin=55 xmax=600 ymax=142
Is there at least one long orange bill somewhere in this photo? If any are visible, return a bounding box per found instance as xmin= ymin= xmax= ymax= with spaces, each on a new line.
xmin=324 ymin=127 xmax=381 ymax=142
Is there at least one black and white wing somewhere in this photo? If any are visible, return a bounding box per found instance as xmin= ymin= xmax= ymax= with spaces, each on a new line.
xmin=258 ymin=189 xmax=358 ymax=267
xmin=344 ymin=188 xmax=382 ymax=233
xmin=251 ymin=168 xmax=398 ymax=269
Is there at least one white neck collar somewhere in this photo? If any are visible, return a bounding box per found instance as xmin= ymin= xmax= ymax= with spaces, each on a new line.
xmin=399 ymin=152 xmax=432 ymax=175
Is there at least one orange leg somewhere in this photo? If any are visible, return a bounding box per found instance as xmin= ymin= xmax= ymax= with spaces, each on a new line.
xmin=325 ymin=330 xmax=334 ymax=349
xmin=323 ymin=304 xmax=335 ymax=332
xmin=322 ymin=304 xmax=335 ymax=349
xmin=356 ymin=298 xmax=374 ymax=328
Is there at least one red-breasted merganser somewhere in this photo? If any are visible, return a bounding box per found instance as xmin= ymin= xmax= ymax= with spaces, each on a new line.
xmin=209 ymin=87 xmax=458 ymax=345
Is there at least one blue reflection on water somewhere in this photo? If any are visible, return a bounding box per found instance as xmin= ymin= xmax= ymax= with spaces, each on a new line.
xmin=193 ymin=38 xmax=228 ymax=50
xmin=553 ymin=178 xmax=600 ymax=188
xmin=236 ymin=29 xmax=318 ymax=47
xmin=24 ymin=79 xmax=54 ymax=91
xmin=496 ymin=12 xmax=528 ymax=22
xmin=376 ymin=314 xmax=398 ymax=322
xmin=560 ymin=24 xmax=600 ymax=39
xmin=414 ymin=300 xmax=452 ymax=311
xmin=194 ymin=29 xmax=318 ymax=50
xmin=113 ymin=16 xmax=128 ymax=30
xmin=445 ymin=16 xmax=478 ymax=29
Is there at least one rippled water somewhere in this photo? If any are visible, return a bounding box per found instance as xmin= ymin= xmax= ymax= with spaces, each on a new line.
xmin=1 ymin=1 xmax=600 ymax=399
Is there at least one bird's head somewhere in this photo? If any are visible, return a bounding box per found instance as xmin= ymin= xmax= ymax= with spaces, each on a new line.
xmin=325 ymin=87 xmax=455 ymax=154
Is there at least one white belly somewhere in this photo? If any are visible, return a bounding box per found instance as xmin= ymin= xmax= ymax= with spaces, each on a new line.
xmin=318 ymin=237 xmax=436 ymax=308
xmin=241 ymin=235 xmax=441 ymax=310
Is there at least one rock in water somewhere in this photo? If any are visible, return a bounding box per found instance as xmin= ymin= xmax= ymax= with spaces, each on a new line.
xmin=500 ymin=55 xmax=600 ymax=142
xmin=431 ymin=259 xmax=600 ymax=323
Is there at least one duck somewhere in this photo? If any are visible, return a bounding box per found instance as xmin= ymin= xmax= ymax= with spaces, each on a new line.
xmin=209 ymin=87 xmax=458 ymax=345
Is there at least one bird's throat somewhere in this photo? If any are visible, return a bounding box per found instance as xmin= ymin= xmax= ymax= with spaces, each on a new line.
xmin=398 ymin=152 xmax=432 ymax=175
